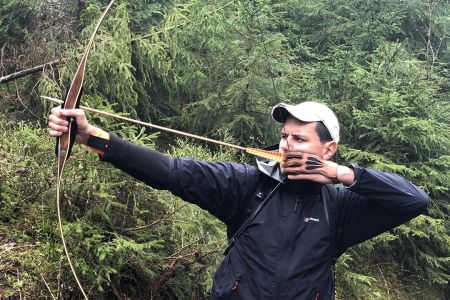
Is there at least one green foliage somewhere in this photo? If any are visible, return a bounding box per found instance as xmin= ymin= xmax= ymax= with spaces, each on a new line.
xmin=0 ymin=115 xmax=235 ymax=298
xmin=0 ymin=0 xmax=449 ymax=298
xmin=132 ymin=0 xmax=291 ymax=147
xmin=0 ymin=0 xmax=34 ymax=44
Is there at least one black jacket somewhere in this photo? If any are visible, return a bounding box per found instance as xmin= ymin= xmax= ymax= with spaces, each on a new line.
xmin=101 ymin=135 xmax=429 ymax=300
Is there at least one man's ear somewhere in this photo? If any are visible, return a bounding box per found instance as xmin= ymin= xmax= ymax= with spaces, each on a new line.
xmin=322 ymin=141 xmax=338 ymax=160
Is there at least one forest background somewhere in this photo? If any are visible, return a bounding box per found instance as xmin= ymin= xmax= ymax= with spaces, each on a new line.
xmin=0 ymin=0 xmax=449 ymax=299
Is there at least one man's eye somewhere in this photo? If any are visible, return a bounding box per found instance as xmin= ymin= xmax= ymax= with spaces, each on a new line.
xmin=280 ymin=134 xmax=288 ymax=139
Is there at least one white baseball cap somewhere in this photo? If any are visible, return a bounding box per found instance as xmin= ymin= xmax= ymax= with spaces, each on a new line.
xmin=271 ymin=101 xmax=340 ymax=143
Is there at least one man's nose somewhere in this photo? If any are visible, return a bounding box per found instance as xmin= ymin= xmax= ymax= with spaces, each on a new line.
xmin=279 ymin=138 xmax=291 ymax=152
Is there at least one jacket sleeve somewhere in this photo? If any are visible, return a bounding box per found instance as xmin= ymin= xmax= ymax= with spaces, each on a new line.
xmin=99 ymin=134 xmax=260 ymax=224
xmin=167 ymin=158 xmax=260 ymax=224
xmin=337 ymin=164 xmax=429 ymax=253
xmin=99 ymin=134 xmax=171 ymax=190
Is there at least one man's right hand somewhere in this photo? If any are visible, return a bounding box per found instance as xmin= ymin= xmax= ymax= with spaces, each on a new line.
xmin=48 ymin=107 xmax=97 ymax=144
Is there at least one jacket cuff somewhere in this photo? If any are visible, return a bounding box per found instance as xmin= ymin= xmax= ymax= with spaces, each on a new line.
xmin=98 ymin=133 xmax=128 ymax=162
xmin=345 ymin=163 xmax=365 ymax=190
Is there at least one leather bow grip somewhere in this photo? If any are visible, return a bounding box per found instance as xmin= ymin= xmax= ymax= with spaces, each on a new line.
xmin=55 ymin=87 xmax=83 ymax=160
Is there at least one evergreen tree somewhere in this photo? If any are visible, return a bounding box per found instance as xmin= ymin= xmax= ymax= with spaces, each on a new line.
xmin=0 ymin=0 xmax=448 ymax=298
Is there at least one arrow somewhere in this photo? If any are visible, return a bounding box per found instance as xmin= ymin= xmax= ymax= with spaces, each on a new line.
xmin=42 ymin=95 xmax=284 ymax=163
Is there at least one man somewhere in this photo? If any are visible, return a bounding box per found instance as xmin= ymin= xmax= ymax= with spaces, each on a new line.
xmin=48 ymin=101 xmax=429 ymax=299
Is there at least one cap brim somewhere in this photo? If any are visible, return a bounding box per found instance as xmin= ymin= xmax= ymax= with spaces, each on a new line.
xmin=272 ymin=105 xmax=291 ymax=123
xmin=272 ymin=103 xmax=322 ymax=123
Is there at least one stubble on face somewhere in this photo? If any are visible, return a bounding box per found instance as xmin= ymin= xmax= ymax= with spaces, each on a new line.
xmin=279 ymin=117 xmax=325 ymax=157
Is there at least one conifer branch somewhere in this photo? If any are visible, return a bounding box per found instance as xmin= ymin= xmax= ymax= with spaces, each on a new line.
xmin=0 ymin=2 xmax=234 ymax=85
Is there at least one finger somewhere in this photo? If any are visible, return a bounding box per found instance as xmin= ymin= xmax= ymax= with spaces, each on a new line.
xmin=51 ymin=106 xmax=65 ymax=118
xmin=283 ymin=151 xmax=302 ymax=161
xmin=48 ymin=114 xmax=69 ymax=127
xmin=288 ymin=174 xmax=311 ymax=180
xmin=49 ymin=129 xmax=63 ymax=137
xmin=298 ymin=163 xmax=319 ymax=174
xmin=48 ymin=121 xmax=68 ymax=133
xmin=287 ymin=173 xmax=323 ymax=181
xmin=281 ymin=167 xmax=303 ymax=176
xmin=282 ymin=159 xmax=302 ymax=168
xmin=287 ymin=173 xmax=333 ymax=184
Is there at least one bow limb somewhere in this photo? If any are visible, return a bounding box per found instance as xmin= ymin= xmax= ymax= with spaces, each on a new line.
xmin=56 ymin=1 xmax=116 ymax=299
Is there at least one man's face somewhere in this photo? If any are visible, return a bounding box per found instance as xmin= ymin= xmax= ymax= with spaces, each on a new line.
xmin=278 ymin=116 xmax=334 ymax=158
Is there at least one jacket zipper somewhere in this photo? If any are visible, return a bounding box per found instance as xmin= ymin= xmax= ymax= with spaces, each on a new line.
xmin=273 ymin=194 xmax=304 ymax=299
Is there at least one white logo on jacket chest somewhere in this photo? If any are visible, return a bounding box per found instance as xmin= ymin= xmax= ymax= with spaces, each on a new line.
xmin=304 ymin=217 xmax=320 ymax=223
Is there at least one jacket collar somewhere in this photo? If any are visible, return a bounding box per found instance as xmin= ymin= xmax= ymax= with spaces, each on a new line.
xmin=255 ymin=144 xmax=284 ymax=182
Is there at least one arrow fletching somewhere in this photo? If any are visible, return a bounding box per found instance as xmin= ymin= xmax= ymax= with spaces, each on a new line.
xmin=245 ymin=148 xmax=284 ymax=163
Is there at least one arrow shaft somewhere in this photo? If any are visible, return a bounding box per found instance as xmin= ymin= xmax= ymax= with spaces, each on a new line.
xmin=43 ymin=96 xmax=246 ymax=151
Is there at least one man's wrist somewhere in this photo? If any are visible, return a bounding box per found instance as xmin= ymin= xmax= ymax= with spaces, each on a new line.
xmin=336 ymin=165 xmax=355 ymax=186
xmin=87 ymin=126 xmax=109 ymax=140
xmin=86 ymin=128 xmax=110 ymax=156
xmin=75 ymin=126 xmax=109 ymax=145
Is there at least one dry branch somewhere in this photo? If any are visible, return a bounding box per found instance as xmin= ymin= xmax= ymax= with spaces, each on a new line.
xmin=122 ymin=203 xmax=188 ymax=233
xmin=0 ymin=57 xmax=69 ymax=85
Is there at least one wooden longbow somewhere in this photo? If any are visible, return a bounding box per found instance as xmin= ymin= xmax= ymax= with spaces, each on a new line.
xmin=56 ymin=1 xmax=116 ymax=299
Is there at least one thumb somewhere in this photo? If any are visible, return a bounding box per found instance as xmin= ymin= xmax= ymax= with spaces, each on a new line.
xmin=60 ymin=108 xmax=92 ymax=136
